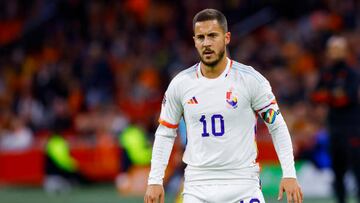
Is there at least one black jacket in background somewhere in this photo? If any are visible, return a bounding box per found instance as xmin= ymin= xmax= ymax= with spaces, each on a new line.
xmin=313 ymin=61 xmax=360 ymax=136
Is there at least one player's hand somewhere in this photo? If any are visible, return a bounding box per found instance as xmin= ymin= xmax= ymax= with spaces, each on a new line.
xmin=278 ymin=178 xmax=303 ymax=203
xmin=144 ymin=184 xmax=165 ymax=203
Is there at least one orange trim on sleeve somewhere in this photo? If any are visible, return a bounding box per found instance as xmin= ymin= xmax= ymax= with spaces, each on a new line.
xmin=158 ymin=119 xmax=179 ymax=129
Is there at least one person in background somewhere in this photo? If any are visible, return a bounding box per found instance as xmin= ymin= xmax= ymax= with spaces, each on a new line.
xmin=0 ymin=117 xmax=33 ymax=151
xmin=116 ymin=124 xmax=152 ymax=195
xmin=119 ymin=125 xmax=152 ymax=172
xmin=44 ymin=128 xmax=88 ymax=194
xmin=312 ymin=36 xmax=360 ymax=203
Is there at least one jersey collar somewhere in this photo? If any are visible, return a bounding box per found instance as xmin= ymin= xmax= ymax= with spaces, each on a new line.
xmin=196 ymin=57 xmax=233 ymax=79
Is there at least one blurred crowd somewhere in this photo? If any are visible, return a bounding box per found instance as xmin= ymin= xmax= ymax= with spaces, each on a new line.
xmin=0 ymin=0 xmax=359 ymax=170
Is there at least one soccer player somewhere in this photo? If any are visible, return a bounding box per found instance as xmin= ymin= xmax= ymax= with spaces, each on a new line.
xmin=144 ymin=8 xmax=303 ymax=203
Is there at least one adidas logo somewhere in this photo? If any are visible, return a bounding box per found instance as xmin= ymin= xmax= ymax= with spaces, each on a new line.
xmin=187 ymin=96 xmax=198 ymax=104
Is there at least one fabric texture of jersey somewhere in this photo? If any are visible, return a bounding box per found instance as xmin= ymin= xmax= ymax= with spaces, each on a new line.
xmin=149 ymin=58 xmax=296 ymax=185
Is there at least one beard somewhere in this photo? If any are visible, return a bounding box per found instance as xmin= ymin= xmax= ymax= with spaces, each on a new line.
xmin=199 ymin=47 xmax=225 ymax=68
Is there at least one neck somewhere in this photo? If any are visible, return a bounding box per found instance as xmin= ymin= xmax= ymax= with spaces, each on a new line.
xmin=200 ymin=55 xmax=228 ymax=79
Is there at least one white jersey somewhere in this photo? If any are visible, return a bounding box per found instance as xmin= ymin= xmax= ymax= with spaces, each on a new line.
xmin=149 ymin=58 xmax=296 ymax=185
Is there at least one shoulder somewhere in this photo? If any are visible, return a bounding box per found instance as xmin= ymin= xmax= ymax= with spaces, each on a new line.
xmin=231 ymin=61 xmax=267 ymax=83
xmin=230 ymin=60 xmax=267 ymax=84
xmin=165 ymin=64 xmax=198 ymax=97
xmin=168 ymin=63 xmax=198 ymax=87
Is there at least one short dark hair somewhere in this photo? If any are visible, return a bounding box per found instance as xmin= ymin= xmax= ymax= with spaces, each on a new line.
xmin=193 ymin=9 xmax=228 ymax=33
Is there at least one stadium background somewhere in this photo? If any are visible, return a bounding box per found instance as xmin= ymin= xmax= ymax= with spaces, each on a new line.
xmin=0 ymin=0 xmax=359 ymax=202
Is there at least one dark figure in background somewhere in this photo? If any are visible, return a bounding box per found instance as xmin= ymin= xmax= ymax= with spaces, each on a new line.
xmin=44 ymin=126 xmax=90 ymax=194
xmin=312 ymin=36 xmax=360 ymax=203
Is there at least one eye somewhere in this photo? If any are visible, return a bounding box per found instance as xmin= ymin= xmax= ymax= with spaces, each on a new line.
xmin=208 ymin=33 xmax=218 ymax=38
xmin=196 ymin=35 xmax=205 ymax=41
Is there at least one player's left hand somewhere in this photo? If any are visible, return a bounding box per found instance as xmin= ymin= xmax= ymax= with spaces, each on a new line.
xmin=278 ymin=178 xmax=303 ymax=203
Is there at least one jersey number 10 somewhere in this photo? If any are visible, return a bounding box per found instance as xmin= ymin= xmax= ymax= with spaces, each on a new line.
xmin=199 ymin=114 xmax=224 ymax=137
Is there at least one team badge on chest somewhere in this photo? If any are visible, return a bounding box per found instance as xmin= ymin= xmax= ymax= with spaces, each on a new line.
xmin=226 ymin=88 xmax=238 ymax=109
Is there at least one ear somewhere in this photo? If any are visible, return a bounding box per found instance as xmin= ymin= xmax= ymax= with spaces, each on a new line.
xmin=225 ymin=32 xmax=231 ymax=45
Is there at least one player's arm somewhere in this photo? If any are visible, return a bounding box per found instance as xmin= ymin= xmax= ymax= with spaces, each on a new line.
xmin=251 ymin=78 xmax=303 ymax=203
xmin=145 ymin=79 xmax=183 ymax=203
xmin=145 ymin=125 xmax=177 ymax=203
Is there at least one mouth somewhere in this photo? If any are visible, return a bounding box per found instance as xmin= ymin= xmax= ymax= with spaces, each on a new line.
xmin=203 ymin=50 xmax=214 ymax=57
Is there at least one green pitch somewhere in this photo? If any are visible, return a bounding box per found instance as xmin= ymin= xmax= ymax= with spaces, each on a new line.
xmin=0 ymin=184 xmax=354 ymax=203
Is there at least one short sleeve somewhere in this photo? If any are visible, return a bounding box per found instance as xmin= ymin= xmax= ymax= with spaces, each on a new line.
xmin=158 ymin=79 xmax=183 ymax=129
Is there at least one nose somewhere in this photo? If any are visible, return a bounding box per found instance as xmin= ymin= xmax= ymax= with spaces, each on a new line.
xmin=203 ymin=36 xmax=212 ymax=47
